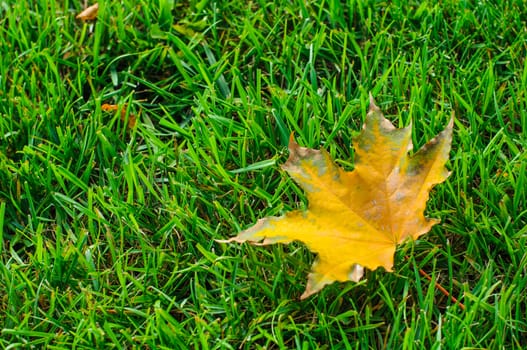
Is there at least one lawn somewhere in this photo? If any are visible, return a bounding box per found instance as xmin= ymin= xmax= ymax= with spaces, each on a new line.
xmin=1 ymin=0 xmax=526 ymax=348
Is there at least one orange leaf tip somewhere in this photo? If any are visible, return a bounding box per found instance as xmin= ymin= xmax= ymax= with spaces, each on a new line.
xmin=368 ymin=92 xmax=380 ymax=113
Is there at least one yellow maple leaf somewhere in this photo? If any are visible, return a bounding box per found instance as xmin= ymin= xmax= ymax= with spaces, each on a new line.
xmin=224 ymin=95 xmax=453 ymax=299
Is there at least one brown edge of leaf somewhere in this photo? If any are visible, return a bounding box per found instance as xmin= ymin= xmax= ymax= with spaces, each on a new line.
xmin=76 ymin=3 xmax=99 ymax=21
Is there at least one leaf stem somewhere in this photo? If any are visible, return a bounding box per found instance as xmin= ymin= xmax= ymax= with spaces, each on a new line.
xmin=407 ymin=256 xmax=466 ymax=311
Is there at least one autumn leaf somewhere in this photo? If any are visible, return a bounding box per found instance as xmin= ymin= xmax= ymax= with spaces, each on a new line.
xmin=76 ymin=3 xmax=99 ymax=21
xmin=223 ymin=95 xmax=453 ymax=299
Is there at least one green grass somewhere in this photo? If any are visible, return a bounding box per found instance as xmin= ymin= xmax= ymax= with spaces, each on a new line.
xmin=1 ymin=0 xmax=526 ymax=348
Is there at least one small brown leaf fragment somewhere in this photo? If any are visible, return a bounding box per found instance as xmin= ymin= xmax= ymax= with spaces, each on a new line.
xmin=101 ymin=103 xmax=137 ymax=129
xmin=76 ymin=3 xmax=99 ymax=21
xmin=101 ymin=103 xmax=119 ymax=112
